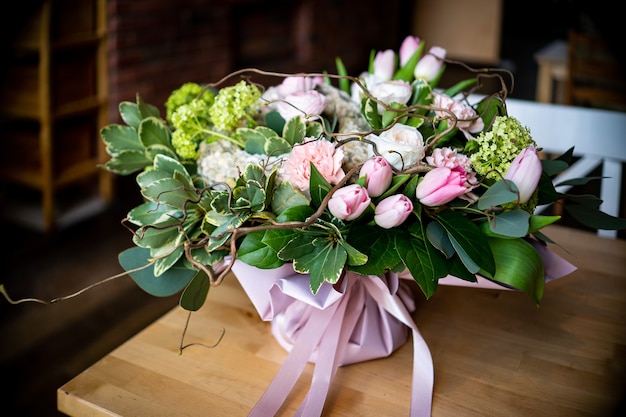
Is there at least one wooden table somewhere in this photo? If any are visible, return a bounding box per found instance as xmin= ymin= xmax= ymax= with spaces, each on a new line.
xmin=58 ymin=225 xmax=626 ymax=416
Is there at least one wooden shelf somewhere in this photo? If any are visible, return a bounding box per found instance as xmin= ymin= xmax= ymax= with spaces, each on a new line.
xmin=0 ymin=0 xmax=111 ymax=232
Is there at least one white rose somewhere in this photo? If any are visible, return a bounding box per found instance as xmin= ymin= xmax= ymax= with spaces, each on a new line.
xmin=368 ymin=80 xmax=413 ymax=114
xmin=367 ymin=124 xmax=425 ymax=170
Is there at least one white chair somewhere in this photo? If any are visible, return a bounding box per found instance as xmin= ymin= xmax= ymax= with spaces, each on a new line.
xmin=505 ymin=98 xmax=626 ymax=238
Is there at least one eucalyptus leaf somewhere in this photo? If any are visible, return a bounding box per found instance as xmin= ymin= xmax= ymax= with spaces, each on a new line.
xmin=487 ymin=209 xmax=530 ymax=238
xmin=477 ymin=180 xmax=518 ymax=209
xmin=179 ymin=270 xmax=210 ymax=311
xmin=118 ymin=247 xmax=195 ymax=297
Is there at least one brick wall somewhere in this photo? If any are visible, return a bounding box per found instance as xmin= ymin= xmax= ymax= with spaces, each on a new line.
xmin=106 ymin=0 xmax=413 ymax=122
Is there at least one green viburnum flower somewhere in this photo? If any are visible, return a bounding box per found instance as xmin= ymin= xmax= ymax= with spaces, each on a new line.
xmin=209 ymin=80 xmax=262 ymax=132
xmin=469 ymin=115 xmax=536 ymax=181
xmin=165 ymin=82 xmax=214 ymax=124
xmin=170 ymin=99 xmax=213 ymax=160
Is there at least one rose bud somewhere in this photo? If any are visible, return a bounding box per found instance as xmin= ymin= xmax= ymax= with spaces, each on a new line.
xmin=360 ymin=156 xmax=393 ymax=197
xmin=374 ymin=194 xmax=414 ymax=229
xmin=328 ymin=184 xmax=371 ymax=221
xmin=504 ymin=145 xmax=542 ymax=203
xmin=415 ymin=166 xmax=470 ymax=207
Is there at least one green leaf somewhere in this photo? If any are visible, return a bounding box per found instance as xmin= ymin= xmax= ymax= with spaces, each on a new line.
xmin=477 ymin=180 xmax=518 ymax=209
xmin=393 ymin=40 xmax=424 ymax=81
xmin=138 ymin=117 xmax=172 ymax=148
xmin=119 ymin=101 xmax=142 ymax=129
xmin=436 ymin=210 xmax=495 ymax=276
xmin=271 ymin=182 xmax=310 ymax=215
xmin=127 ymin=201 xmax=183 ymax=227
xmin=487 ymin=209 xmax=530 ymax=237
xmin=154 ymin=245 xmax=185 ymax=276
xmin=347 ymin=225 xmax=402 ymax=275
xmin=102 ymin=150 xmax=152 ymax=175
xmin=335 ymin=57 xmax=350 ymax=94
xmin=118 ymin=247 xmax=195 ymax=297
xmin=565 ymin=204 xmax=626 ymax=230
xmin=484 ymin=238 xmax=545 ymax=305
xmin=179 ymin=270 xmax=210 ymax=311
xmin=141 ymin=177 xmax=198 ymax=209
xmin=283 ymin=117 xmax=307 ymax=146
xmin=396 ymin=224 xmax=447 ymax=298
xmin=426 ymin=221 xmax=454 ymax=258
xmin=100 ymin=124 xmax=142 ymax=155
xmin=528 ymin=214 xmax=561 ymax=233
xmin=309 ymin=162 xmax=332 ymax=209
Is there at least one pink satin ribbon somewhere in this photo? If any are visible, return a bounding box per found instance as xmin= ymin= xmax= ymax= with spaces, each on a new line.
xmin=229 ymin=242 xmax=576 ymax=417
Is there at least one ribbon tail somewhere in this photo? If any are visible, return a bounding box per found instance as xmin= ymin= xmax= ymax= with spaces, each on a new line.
xmin=248 ymin=298 xmax=341 ymax=417
xmin=295 ymin=279 xmax=366 ymax=417
xmin=364 ymin=278 xmax=434 ymax=417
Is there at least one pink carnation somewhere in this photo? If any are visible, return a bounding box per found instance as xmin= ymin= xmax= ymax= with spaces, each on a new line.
xmin=280 ymin=138 xmax=345 ymax=192
xmin=426 ymin=147 xmax=478 ymax=189
xmin=433 ymin=92 xmax=484 ymax=140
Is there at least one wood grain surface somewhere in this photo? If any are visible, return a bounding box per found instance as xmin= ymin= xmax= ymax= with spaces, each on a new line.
xmin=57 ymin=225 xmax=626 ymax=416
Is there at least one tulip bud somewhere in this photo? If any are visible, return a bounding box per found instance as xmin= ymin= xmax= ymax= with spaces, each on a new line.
xmin=360 ymin=156 xmax=393 ymax=197
xmin=504 ymin=145 xmax=542 ymax=203
xmin=373 ymin=49 xmax=396 ymax=81
xmin=414 ymin=46 xmax=446 ymax=82
xmin=374 ymin=194 xmax=413 ymax=229
xmin=399 ymin=35 xmax=420 ymax=67
xmin=415 ymin=166 xmax=469 ymax=207
xmin=328 ymin=184 xmax=371 ymax=221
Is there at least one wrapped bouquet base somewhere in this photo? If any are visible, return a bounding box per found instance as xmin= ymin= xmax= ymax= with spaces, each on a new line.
xmin=230 ymin=241 xmax=576 ymax=417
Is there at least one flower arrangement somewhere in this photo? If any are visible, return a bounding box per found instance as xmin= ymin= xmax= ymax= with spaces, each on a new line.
xmin=99 ymin=36 xmax=622 ymax=313
xmin=4 ymin=34 xmax=623 ymax=417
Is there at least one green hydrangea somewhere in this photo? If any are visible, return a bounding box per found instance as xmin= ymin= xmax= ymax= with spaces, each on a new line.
xmin=209 ymin=80 xmax=262 ymax=132
xmin=165 ymin=82 xmax=214 ymax=124
xmin=170 ymin=100 xmax=212 ymax=161
xmin=469 ymin=116 xmax=536 ymax=181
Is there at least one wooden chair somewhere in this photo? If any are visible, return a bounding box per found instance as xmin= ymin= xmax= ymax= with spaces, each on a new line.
xmin=565 ymin=30 xmax=626 ymax=113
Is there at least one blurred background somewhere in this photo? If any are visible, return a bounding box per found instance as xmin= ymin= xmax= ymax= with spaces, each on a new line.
xmin=0 ymin=0 xmax=624 ymax=415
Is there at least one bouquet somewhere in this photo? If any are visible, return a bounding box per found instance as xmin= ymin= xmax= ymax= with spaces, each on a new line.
xmin=101 ymin=36 xmax=621 ymax=307
xmin=5 ymin=35 xmax=625 ymax=417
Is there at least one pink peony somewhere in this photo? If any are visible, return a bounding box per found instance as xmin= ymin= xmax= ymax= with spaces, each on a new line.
xmin=280 ymin=138 xmax=345 ymax=192
xmin=275 ymin=90 xmax=328 ymax=122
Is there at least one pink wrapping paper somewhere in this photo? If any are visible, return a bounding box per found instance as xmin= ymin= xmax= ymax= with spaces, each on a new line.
xmin=230 ymin=243 xmax=577 ymax=417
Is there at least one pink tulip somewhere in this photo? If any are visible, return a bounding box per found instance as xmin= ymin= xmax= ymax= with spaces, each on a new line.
xmin=504 ymin=145 xmax=542 ymax=203
xmin=414 ymin=46 xmax=446 ymax=82
xmin=373 ymin=49 xmax=396 ymax=81
xmin=415 ymin=166 xmax=469 ymax=207
xmin=328 ymin=184 xmax=371 ymax=221
xmin=374 ymin=194 xmax=413 ymax=229
xmin=399 ymin=35 xmax=420 ymax=66
xmin=360 ymin=156 xmax=393 ymax=197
